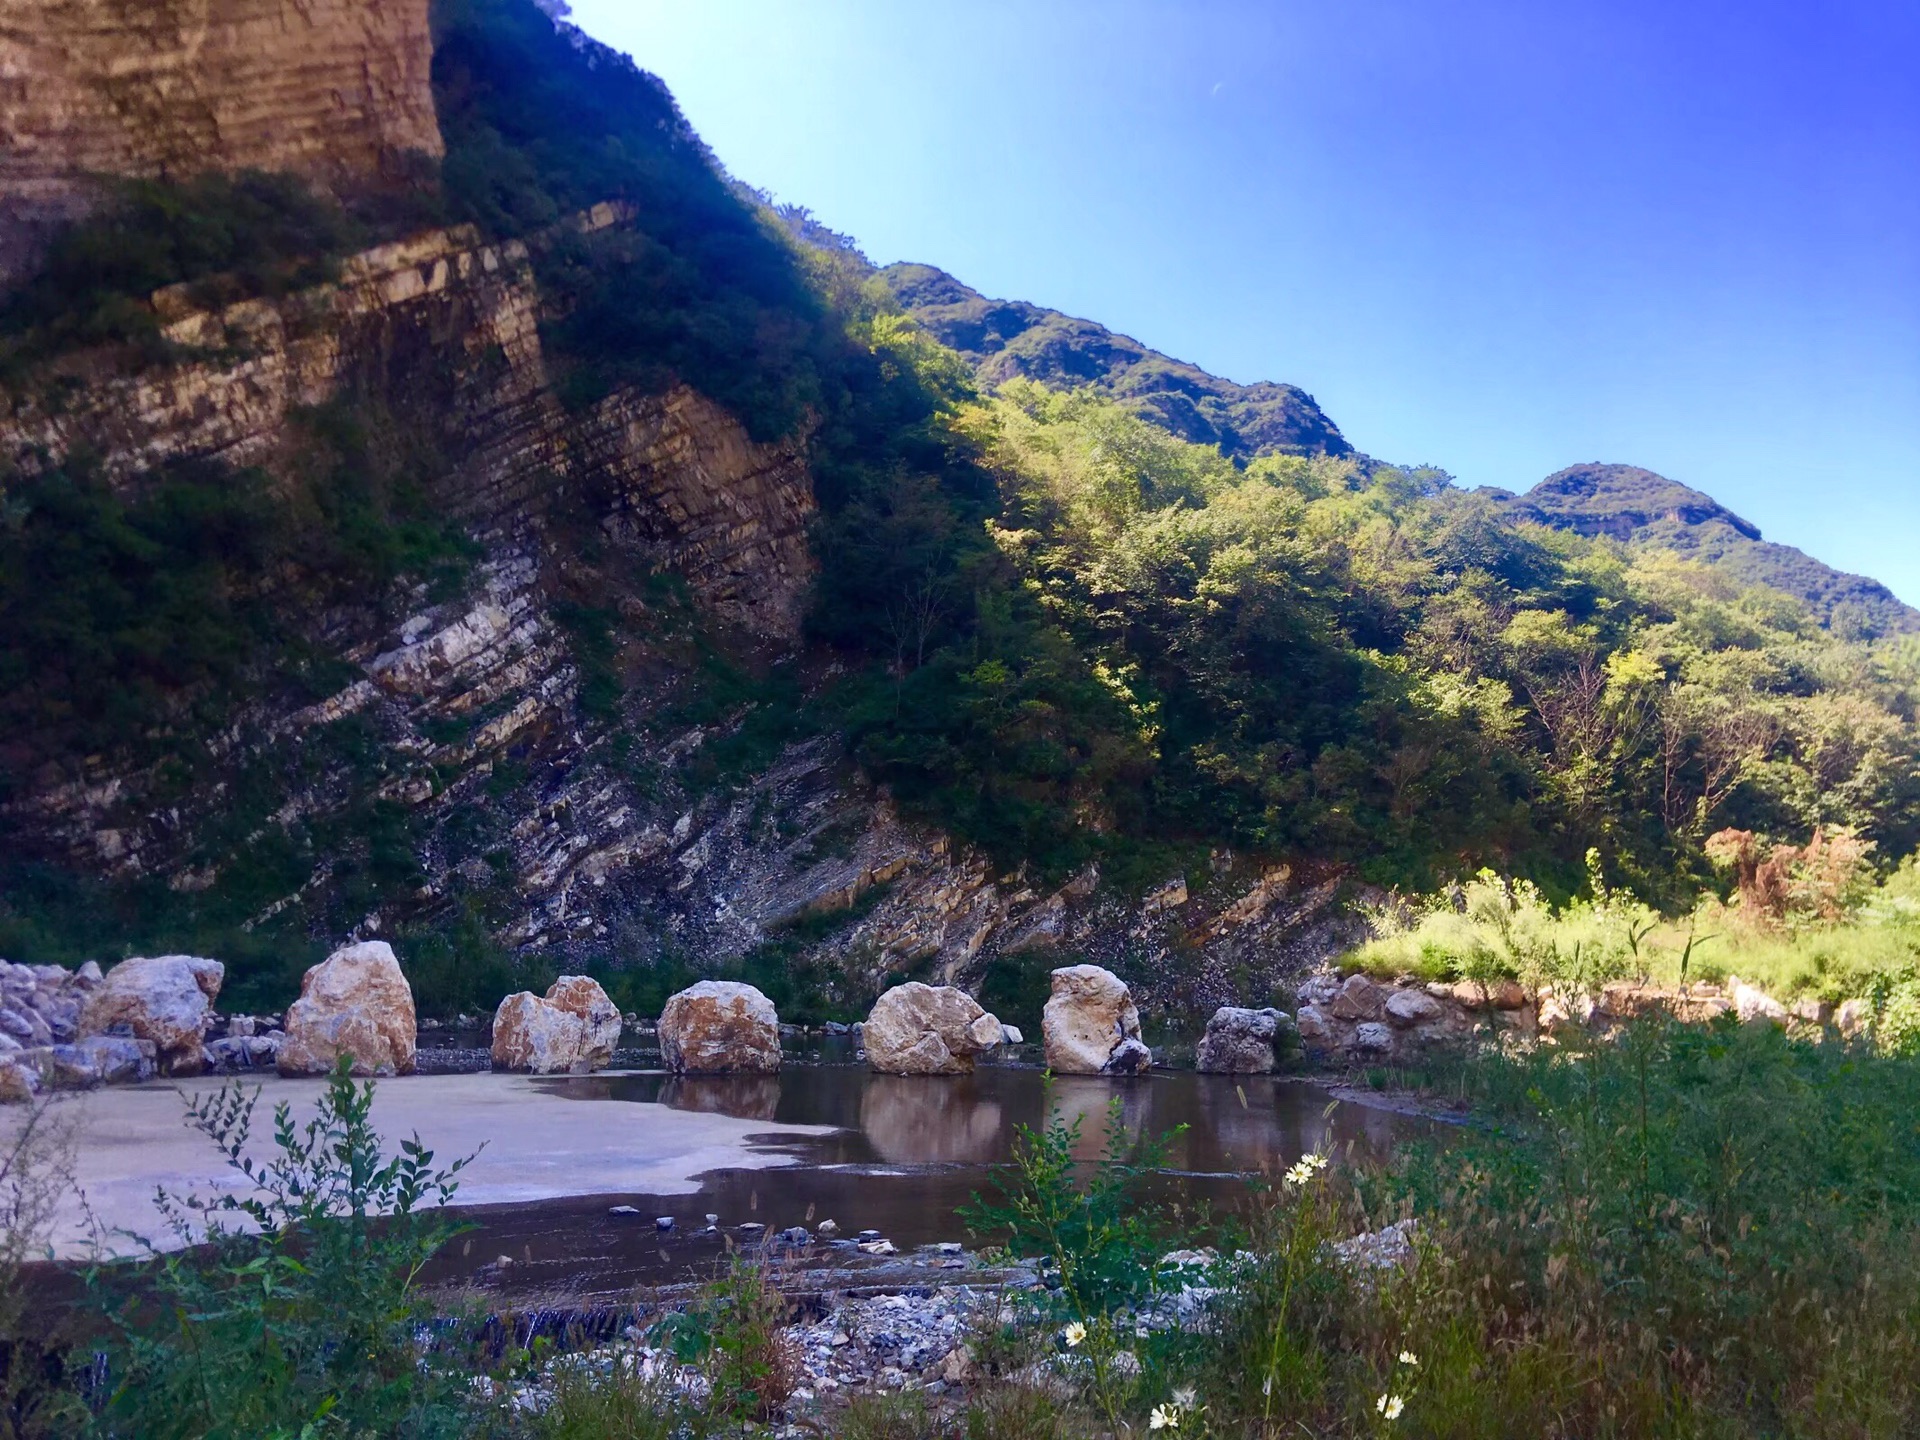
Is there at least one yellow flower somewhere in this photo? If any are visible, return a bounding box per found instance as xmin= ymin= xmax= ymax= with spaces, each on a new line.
xmin=1398 ymin=1350 xmax=1419 ymax=1366
xmin=1063 ymin=1321 xmax=1087 ymax=1349
xmin=1149 ymin=1404 xmax=1180 ymax=1430
xmin=1376 ymin=1393 xmax=1405 ymax=1420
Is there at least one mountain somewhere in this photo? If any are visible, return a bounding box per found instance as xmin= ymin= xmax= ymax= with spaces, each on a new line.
xmin=1493 ymin=464 xmax=1920 ymax=637
xmin=881 ymin=262 xmax=1352 ymax=461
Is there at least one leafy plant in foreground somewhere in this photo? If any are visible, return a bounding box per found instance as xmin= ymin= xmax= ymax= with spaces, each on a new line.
xmin=98 ymin=1058 xmax=478 ymax=1439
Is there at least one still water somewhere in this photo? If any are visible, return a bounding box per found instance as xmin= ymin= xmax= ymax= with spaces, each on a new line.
xmin=420 ymin=1060 xmax=1433 ymax=1301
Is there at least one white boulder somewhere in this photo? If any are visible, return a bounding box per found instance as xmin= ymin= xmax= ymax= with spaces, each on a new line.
xmin=658 ymin=981 xmax=781 ymax=1074
xmin=277 ymin=941 xmax=417 ymax=1077
xmin=1195 ymin=1006 xmax=1288 ymax=1074
xmin=863 ymin=983 xmax=1005 ymax=1075
xmin=79 ymin=954 xmax=224 ymax=1073
xmin=492 ymin=975 xmax=624 ymax=1074
xmin=1042 ymin=965 xmax=1151 ymax=1075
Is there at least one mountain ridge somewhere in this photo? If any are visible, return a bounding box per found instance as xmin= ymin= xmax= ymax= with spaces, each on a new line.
xmin=882 ymin=260 xmax=1909 ymax=636
xmin=881 ymin=261 xmax=1353 ymax=461
xmin=1492 ymin=463 xmax=1919 ymax=636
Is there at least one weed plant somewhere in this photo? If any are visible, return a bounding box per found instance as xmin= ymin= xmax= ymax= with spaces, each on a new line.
xmin=95 ymin=1059 xmax=480 ymax=1439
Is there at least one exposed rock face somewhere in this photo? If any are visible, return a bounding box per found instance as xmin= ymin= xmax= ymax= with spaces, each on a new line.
xmin=2 ymin=211 xmax=819 ymax=896
xmin=658 ymin=981 xmax=780 ymax=1075
xmin=278 ymin=941 xmax=417 ymax=1076
xmin=79 ymin=954 xmax=223 ymax=1073
xmin=1043 ymin=965 xmax=1150 ymax=1075
xmin=863 ymin=983 xmax=1004 ymax=1076
xmin=1195 ymin=1006 xmax=1288 ymax=1074
xmin=491 ymin=975 xmax=622 ymax=1074
xmin=0 ymin=0 xmax=442 ymax=282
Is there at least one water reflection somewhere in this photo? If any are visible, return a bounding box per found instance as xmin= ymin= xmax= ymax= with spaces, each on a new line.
xmin=443 ymin=1065 xmax=1439 ymax=1300
xmin=556 ymin=1064 xmax=1414 ymax=1175
xmin=861 ymin=1075 xmax=1006 ymax=1165
xmin=657 ymin=1075 xmax=782 ymax=1121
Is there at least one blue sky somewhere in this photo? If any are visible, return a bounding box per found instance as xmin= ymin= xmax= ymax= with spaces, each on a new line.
xmin=565 ymin=0 xmax=1920 ymax=603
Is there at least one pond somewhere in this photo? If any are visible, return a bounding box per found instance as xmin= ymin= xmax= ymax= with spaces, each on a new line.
xmin=418 ymin=1059 xmax=1434 ymax=1301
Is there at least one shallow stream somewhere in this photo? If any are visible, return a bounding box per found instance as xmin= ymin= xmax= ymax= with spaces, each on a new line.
xmin=419 ymin=1059 xmax=1433 ymax=1301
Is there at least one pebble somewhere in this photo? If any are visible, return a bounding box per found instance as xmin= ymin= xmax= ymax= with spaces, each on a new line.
xmin=607 ymin=1205 xmax=641 ymax=1218
xmin=655 ymin=1216 xmax=674 ymax=1231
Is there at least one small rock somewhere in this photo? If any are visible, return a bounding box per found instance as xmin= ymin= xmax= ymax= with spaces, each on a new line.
xmin=1350 ymin=1021 xmax=1395 ymax=1054
xmin=0 ymin=1061 xmax=38 ymax=1104
xmin=856 ymin=1229 xmax=882 ymax=1241
xmin=1000 ymin=1024 xmax=1024 ymax=1045
xmin=1383 ymin=988 xmax=1445 ymax=1028
xmin=775 ymin=1226 xmax=811 ymax=1246
xmin=608 ymin=1205 xmax=641 ymax=1217
xmin=1330 ymin=973 xmax=1385 ymax=1021
xmin=655 ymin=1216 xmax=675 ymax=1231
xmin=1733 ymin=981 xmax=1788 ymax=1027
xmin=816 ymin=1218 xmax=839 ymax=1237
xmin=858 ymin=1239 xmax=897 ymax=1255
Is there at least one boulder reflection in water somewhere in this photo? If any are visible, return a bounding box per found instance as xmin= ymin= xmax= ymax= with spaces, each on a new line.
xmin=1046 ymin=1075 xmax=1152 ymax=1162
xmin=659 ymin=1074 xmax=782 ymax=1121
xmin=860 ymin=1076 xmax=1005 ymax=1165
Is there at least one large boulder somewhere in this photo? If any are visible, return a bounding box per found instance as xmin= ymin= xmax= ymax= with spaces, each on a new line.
xmin=492 ymin=976 xmax=623 ymax=1074
xmin=1196 ymin=1006 xmax=1288 ymax=1074
xmin=277 ymin=941 xmax=417 ymax=1077
xmin=658 ymin=981 xmax=781 ymax=1074
xmin=80 ymin=954 xmax=224 ymax=1073
xmin=546 ymin=976 xmax=623 ymax=1058
xmin=1042 ymin=965 xmax=1151 ymax=1075
xmin=863 ymin=983 xmax=1005 ymax=1075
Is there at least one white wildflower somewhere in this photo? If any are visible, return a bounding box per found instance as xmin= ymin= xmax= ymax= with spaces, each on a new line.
xmin=1062 ymin=1321 xmax=1087 ymax=1349
xmin=1398 ymin=1350 xmax=1419 ymax=1366
xmin=1149 ymin=1403 xmax=1180 ymax=1430
xmin=1284 ymin=1151 xmax=1330 ymax=1188
xmin=1376 ymin=1393 xmax=1405 ymax=1420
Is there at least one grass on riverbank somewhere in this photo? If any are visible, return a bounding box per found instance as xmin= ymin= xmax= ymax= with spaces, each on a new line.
xmin=1347 ymin=851 xmax=1920 ymax=1046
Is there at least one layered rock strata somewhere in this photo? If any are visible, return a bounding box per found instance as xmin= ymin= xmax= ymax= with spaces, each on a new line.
xmin=0 ymin=0 xmax=443 ymax=281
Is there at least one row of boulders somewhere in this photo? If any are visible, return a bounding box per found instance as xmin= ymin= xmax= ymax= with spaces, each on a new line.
xmin=0 ymin=941 xmax=424 ymax=1101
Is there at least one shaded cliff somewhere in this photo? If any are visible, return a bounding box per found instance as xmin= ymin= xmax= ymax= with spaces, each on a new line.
xmin=0 ymin=0 xmax=442 ymax=282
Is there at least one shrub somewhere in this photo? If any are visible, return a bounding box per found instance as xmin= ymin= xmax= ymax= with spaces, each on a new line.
xmin=97 ymin=1059 xmax=479 ymax=1439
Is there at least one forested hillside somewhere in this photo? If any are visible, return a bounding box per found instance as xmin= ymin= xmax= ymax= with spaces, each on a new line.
xmin=1 ymin=0 xmax=1916 ymax=1003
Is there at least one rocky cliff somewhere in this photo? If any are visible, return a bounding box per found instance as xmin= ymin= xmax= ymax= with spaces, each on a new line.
xmin=0 ymin=0 xmax=442 ymax=281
